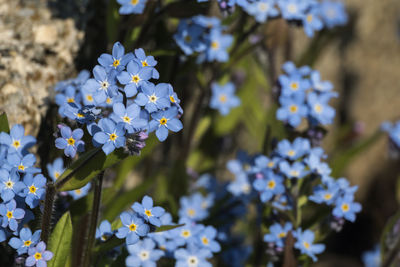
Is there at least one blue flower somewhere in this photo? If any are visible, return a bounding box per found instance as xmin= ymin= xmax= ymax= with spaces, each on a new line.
xmin=68 ymin=182 xmax=91 ymax=200
xmin=305 ymin=153 xmax=331 ymax=176
xmin=320 ymin=1 xmax=348 ymax=28
xmin=6 ymin=153 xmax=40 ymax=174
xmin=209 ymin=82 xmax=241 ymax=116
xmin=243 ymin=0 xmax=279 ymax=23
xmin=264 ymin=222 xmax=293 ymax=247
xmin=22 ymin=174 xmax=47 ymax=209
xmin=332 ymin=194 xmax=362 ymax=222
xmin=83 ymin=65 xmax=118 ymax=104
xmin=55 ymin=85 xmax=82 ymax=117
xmin=117 ymin=61 xmax=152 ymax=97
xmin=178 ymin=193 xmax=208 ymax=222
xmin=174 ymin=22 xmax=205 ymax=55
xmin=310 ymin=70 xmax=333 ymax=92
xmin=307 ymin=92 xmax=337 ymax=125
xmin=0 ymin=199 xmax=25 ymax=231
xmin=126 ymin=238 xmax=164 ymax=267
xmin=196 ymin=226 xmax=221 ymax=253
xmin=204 ymin=29 xmax=233 ymax=62
xmin=111 ymin=103 xmax=148 ymax=134
xmin=117 ymin=0 xmax=148 ymax=15
xmin=0 ymin=124 xmax=36 ymax=156
xmin=279 ymin=72 xmax=310 ymax=97
xmin=309 ymin=182 xmax=339 ymax=205
xmin=362 ymin=245 xmax=380 ymax=267
xmin=276 ymin=93 xmax=307 ymax=127
xmin=25 ymin=241 xmax=53 ymax=267
xmin=276 ymin=138 xmax=310 ymax=160
xmin=134 ymin=48 xmax=159 ymax=79
xmin=253 ymin=171 xmax=285 ymax=202
xmin=252 ymin=155 xmax=280 ymax=173
xmin=174 ymin=244 xmax=212 ymax=267
xmin=170 ymin=218 xmax=203 ymax=247
xmin=0 ymin=169 xmax=25 ymax=202
xmin=132 ymin=195 xmax=165 ymax=227
xmin=279 ymin=160 xmax=308 ymax=179
xmin=64 ymin=103 xmax=101 ymax=124
xmin=302 ymin=8 xmax=324 ymax=37
xmin=294 ymin=229 xmax=325 ymax=262
xmin=149 ymin=107 xmax=183 ymax=142
xmin=116 ymin=212 xmax=150 ymax=245
xmin=135 ymin=83 xmax=171 ymax=113
xmin=278 ymin=0 xmax=309 ymax=20
xmin=55 ymin=126 xmax=85 ymax=157
xmin=9 ymin=227 xmax=41 ymax=255
xmin=46 ymin=158 xmax=64 ymax=182
xmin=227 ymin=173 xmax=252 ymax=197
xmin=96 ymin=220 xmax=114 ymax=242
xmin=167 ymin=84 xmax=183 ymax=114
xmin=98 ymin=42 xmax=134 ymax=73
xmin=93 ymin=118 xmax=126 ymax=155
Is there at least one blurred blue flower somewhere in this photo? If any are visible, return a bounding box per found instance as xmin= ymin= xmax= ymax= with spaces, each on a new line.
xmin=294 ymin=229 xmax=325 ymax=262
xmin=210 ymin=82 xmax=241 ymax=116
xmin=117 ymin=0 xmax=148 ymax=15
xmin=264 ymin=222 xmax=293 ymax=247
xmin=126 ymin=238 xmax=164 ymax=267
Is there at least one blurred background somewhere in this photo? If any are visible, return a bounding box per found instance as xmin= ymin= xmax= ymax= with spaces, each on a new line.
xmin=1 ymin=0 xmax=400 ymax=266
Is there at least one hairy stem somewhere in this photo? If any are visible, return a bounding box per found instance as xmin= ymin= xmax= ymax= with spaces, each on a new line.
xmin=40 ymin=182 xmax=56 ymax=243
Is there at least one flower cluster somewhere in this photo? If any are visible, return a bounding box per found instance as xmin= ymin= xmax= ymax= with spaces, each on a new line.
xmin=222 ymin=137 xmax=361 ymax=263
xmin=0 ymin=124 xmax=53 ymax=266
xmin=199 ymin=0 xmax=347 ymax=37
xmin=209 ymin=81 xmax=241 ymax=116
xmin=276 ymin=61 xmax=338 ymax=129
xmin=174 ymin=15 xmax=233 ymax=63
xmin=54 ymin=42 xmax=183 ymax=156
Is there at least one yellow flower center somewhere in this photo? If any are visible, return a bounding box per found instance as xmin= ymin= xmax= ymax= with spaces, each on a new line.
xmin=12 ymin=140 xmax=20 ymax=149
xmin=123 ymin=116 xmax=131 ymax=123
xmin=75 ymin=189 xmax=82 ymax=195
xmin=106 ymin=97 xmax=112 ymax=104
xmin=341 ymin=203 xmax=350 ymax=212
xmin=54 ymin=172 xmax=60 ymax=179
xmin=290 ymin=170 xmax=299 ymax=177
xmin=202 ymin=237 xmax=209 ymax=245
xmin=6 ymin=211 xmax=13 ymax=219
xmin=267 ymin=162 xmax=275 ymax=168
xmin=67 ymin=137 xmax=75 ymax=146
xmin=278 ymin=232 xmax=286 ymax=238
xmin=303 ymin=241 xmax=310 ymax=249
xmin=169 ymin=95 xmax=176 ymax=103
xmin=132 ymin=75 xmax=140 ymax=83
xmin=34 ymin=252 xmax=42 ymax=260
xmin=287 ymin=150 xmax=295 ymax=157
xmin=77 ymin=113 xmax=85 ymax=118
xmin=145 ymin=209 xmax=152 ymax=217
xmin=184 ymin=35 xmax=192 ymax=43
xmin=290 ymin=82 xmax=299 ymax=90
xmin=142 ymin=61 xmax=148 ymax=67
xmin=131 ymin=0 xmax=139 ymax=5
xmin=149 ymin=94 xmax=158 ymax=103
xmin=24 ymin=240 xmax=32 ymax=247
xmin=18 ymin=165 xmax=25 ymax=171
xmin=219 ymin=94 xmax=227 ymax=103
xmin=267 ymin=180 xmax=276 ymax=189
xmin=159 ymin=118 xmax=168 ymax=125
xmin=211 ymin=41 xmax=219 ymax=50
xmin=314 ymin=104 xmax=323 ymax=113
xmin=109 ymin=133 xmax=117 ymax=141
xmin=289 ymin=105 xmax=298 ymax=113
xmin=5 ymin=181 xmax=13 ymax=189
xmin=182 ymin=230 xmax=191 ymax=238
xmin=86 ymin=95 xmax=94 ymax=102
xmin=67 ymin=97 xmax=75 ymax=103
xmin=258 ymin=3 xmax=268 ymax=11
xmin=29 ymin=185 xmax=37 ymax=194
xmin=112 ymin=59 xmax=120 ymax=67
xmin=324 ymin=193 xmax=332 ymax=200
xmin=129 ymin=223 xmax=137 ymax=231
xmin=187 ymin=208 xmax=195 ymax=217
xmin=288 ymin=4 xmax=298 ymax=13
xmin=307 ymin=14 xmax=313 ymax=22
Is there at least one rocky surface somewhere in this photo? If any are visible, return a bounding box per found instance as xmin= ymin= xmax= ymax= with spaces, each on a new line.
xmin=0 ymin=0 xmax=83 ymax=134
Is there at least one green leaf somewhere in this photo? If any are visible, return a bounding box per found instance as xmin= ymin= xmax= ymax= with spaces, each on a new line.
xmin=0 ymin=112 xmax=10 ymax=133
xmin=47 ymin=212 xmax=73 ymax=267
xmin=155 ymin=224 xmax=184 ymax=232
xmin=56 ymin=148 xmax=129 ymax=192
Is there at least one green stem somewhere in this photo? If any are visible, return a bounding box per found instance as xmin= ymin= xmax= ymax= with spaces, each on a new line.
xmin=82 ymin=171 xmax=104 ymax=267
xmin=41 ymin=182 xmax=56 ymax=243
